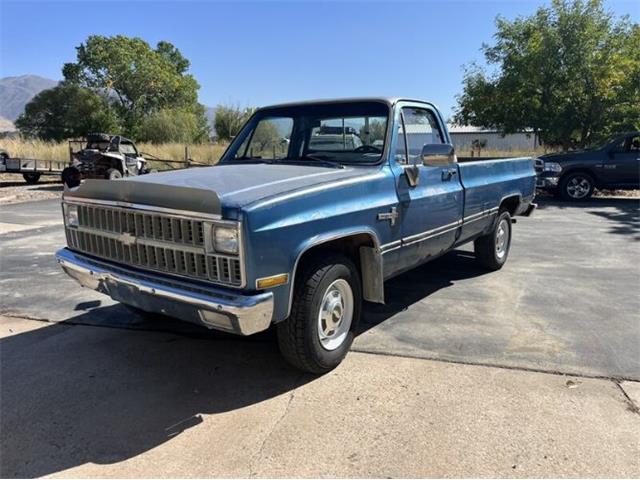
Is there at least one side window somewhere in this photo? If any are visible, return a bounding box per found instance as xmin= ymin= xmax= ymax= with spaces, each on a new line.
xmin=236 ymin=117 xmax=293 ymax=160
xmin=611 ymin=138 xmax=627 ymax=153
xmin=393 ymin=107 xmax=444 ymax=165
xmin=629 ymin=136 xmax=640 ymax=152
xmin=120 ymin=143 xmax=137 ymax=156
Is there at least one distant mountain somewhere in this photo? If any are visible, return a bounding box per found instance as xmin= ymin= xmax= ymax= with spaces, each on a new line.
xmin=0 ymin=75 xmax=58 ymax=121
xmin=0 ymin=116 xmax=16 ymax=132
xmin=0 ymin=74 xmax=218 ymax=134
xmin=205 ymin=106 xmax=216 ymax=123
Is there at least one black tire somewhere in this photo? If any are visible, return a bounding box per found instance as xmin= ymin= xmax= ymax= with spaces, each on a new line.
xmin=106 ymin=168 xmax=123 ymax=180
xmin=277 ymin=254 xmax=362 ymax=374
xmin=23 ymin=172 xmax=41 ymax=184
xmin=61 ymin=166 xmax=81 ymax=188
xmin=475 ymin=210 xmax=512 ymax=271
xmin=559 ymin=171 xmax=594 ymax=201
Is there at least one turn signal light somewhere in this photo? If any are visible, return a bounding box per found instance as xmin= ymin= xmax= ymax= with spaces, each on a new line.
xmin=256 ymin=274 xmax=289 ymax=289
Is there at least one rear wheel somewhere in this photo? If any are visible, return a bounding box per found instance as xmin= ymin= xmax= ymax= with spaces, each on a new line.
xmin=277 ymin=254 xmax=361 ymax=374
xmin=475 ymin=210 xmax=512 ymax=271
xmin=23 ymin=173 xmax=41 ymax=184
xmin=559 ymin=172 xmax=594 ymax=201
xmin=106 ymin=168 xmax=122 ymax=180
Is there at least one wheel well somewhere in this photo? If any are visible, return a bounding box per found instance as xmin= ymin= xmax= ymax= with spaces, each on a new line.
xmin=296 ymin=233 xmax=376 ymax=274
xmin=290 ymin=233 xmax=383 ymax=310
xmin=500 ymin=196 xmax=521 ymax=216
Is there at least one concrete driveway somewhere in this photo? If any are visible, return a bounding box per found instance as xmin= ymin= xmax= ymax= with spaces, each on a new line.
xmin=1 ymin=196 xmax=639 ymax=477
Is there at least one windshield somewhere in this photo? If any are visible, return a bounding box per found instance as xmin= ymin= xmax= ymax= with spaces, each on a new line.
xmin=221 ymin=101 xmax=389 ymax=165
xmin=590 ymin=134 xmax=624 ymax=150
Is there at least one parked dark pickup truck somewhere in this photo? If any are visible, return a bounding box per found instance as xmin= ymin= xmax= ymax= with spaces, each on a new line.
xmin=56 ymin=97 xmax=536 ymax=373
xmin=536 ymin=132 xmax=640 ymax=200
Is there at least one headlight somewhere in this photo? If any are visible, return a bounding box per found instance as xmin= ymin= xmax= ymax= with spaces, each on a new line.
xmin=63 ymin=203 xmax=79 ymax=227
xmin=543 ymin=162 xmax=562 ymax=173
xmin=213 ymin=226 xmax=239 ymax=254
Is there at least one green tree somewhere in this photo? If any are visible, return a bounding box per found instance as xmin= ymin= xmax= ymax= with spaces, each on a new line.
xmin=15 ymin=83 xmax=119 ymax=141
xmin=214 ymin=105 xmax=254 ymax=141
xmin=252 ymin=120 xmax=281 ymax=150
xmin=138 ymin=107 xmax=211 ymax=144
xmin=455 ymin=0 xmax=639 ymax=149
xmin=367 ymin=119 xmax=387 ymax=142
xmin=63 ymin=35 xmax=208 ymax=138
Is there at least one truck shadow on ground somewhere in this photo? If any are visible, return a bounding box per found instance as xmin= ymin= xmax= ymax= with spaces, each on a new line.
xmin=536 ymin=195 xmax=639 ymax=239
xmin=360 ymin=250 xmax=486 ymax=334
xmin=0 ymin=312 xmax=307 ymax=478
xmin=0 ymin=250 xmax=481 ymax=478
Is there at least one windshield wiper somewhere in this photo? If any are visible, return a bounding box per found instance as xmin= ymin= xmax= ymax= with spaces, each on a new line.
xmin=289 ymin=154 xmax=345 ymax=169
xmin=227 ymin=157 xmax=275 ymax=164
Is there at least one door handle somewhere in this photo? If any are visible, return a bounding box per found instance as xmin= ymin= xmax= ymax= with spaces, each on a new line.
xmin=441 ymin=168 xmax=457 ymax=181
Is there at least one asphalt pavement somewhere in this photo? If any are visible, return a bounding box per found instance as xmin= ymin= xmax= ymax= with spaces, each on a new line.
xmin=1 ymin=196 xmax=639 ymax=379
xmin=1 ymin=196 xmax=639 ymax=477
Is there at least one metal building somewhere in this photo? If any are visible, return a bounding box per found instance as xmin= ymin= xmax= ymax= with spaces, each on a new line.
xmin=448 ymin=125 xmax=539 ymax=153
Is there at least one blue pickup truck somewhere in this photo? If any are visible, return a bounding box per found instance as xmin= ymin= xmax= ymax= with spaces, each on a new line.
xmin=56 ymin=98 xmax=536 ymax=373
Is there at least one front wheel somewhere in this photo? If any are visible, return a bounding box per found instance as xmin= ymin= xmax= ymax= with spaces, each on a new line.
xmin=277 ymin=254 xmax=362 ymax=374
xmin=559 ymin=172 xmax=594 ymax=201
xmin=106 ymin=168 xmax=123 ymax=180
xmin=475 ymin=210 xmax=512 ymax=271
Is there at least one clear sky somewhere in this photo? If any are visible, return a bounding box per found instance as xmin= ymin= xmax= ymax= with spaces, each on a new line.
xmin=1 ymin=0 xmax=638 ymax=119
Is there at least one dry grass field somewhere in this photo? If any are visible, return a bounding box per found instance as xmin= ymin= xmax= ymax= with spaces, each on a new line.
xmin=0 ymin=139 xmax=636 ymax=201
xmin=2 ymin=138 xmax=548 ymax=165
xmin=0 ymin=138 xmax=229 ymax=166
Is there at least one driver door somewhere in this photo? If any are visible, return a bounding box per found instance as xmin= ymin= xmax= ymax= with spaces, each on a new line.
xmin=391 ymin=105 xmax=463 ymax=273
xmin=604 ymin=134 xmax=640 ymax=187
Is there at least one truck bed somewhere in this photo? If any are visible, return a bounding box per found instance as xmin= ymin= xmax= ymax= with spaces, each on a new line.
xmin=457 ymin=156 xmax=536 ymax=227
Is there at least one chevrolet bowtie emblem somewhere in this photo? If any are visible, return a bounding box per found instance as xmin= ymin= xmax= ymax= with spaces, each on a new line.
xmin=119 ymin=232 xmax=137 ymax=246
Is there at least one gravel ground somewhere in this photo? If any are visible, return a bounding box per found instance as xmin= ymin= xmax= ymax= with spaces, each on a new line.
xmin=0 ymin=174 xmax=63 ymax=204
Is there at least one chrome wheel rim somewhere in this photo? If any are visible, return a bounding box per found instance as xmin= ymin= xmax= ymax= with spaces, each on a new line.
xmin=566 ymin=176 xmax=591 ymax=199
xmin=495 ymin=219 xmax=510 ymax=259
xmin=317 ymin=279 xmax=353 ymax=351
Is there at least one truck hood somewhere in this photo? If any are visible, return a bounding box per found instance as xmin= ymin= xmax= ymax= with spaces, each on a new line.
xmin=539 ymin=149 xmax=600 ymax=163
xmin=65 ymin=163 xmax=367 ymax=217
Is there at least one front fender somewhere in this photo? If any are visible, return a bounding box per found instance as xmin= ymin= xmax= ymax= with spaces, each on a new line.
xmin=240 ymin=167 xmax=398 ymax=322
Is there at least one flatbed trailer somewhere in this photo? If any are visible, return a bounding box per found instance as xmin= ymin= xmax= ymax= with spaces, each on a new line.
xmin=0 ymin=155 xmax=68 ymax=184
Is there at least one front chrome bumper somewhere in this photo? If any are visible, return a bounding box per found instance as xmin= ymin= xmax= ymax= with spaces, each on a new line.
xmin=55 ymin=248 xmax=273 ymax=335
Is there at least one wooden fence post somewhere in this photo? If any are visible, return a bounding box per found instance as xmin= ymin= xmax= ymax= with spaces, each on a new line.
xmin=185 ymin=145 xmax=190 ymax=168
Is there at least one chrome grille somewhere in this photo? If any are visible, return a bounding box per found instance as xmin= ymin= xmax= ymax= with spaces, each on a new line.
xmin=65 ymin=203 xmax=243 ymax=287
xmin=76 ymin=204 xmax=205 ymax=247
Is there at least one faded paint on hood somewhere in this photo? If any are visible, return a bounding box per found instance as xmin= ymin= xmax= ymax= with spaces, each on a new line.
xmin=126 ymin=163 xmax=367 ymax=208
xmin=64 ymin=164 xmax=372 ymax=218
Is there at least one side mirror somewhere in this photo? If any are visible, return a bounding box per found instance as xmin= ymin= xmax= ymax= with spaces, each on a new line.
xmin=422 ymin=143 xmax=456 ymax=167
